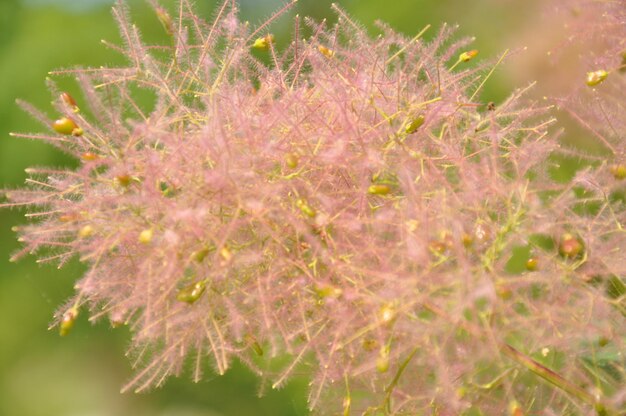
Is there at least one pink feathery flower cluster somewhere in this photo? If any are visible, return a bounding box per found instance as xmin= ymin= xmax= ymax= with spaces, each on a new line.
xmin=549 ymin=0 xmax=625 ymax=158
xmin=2 ymin=1 xmax=624 ymax=414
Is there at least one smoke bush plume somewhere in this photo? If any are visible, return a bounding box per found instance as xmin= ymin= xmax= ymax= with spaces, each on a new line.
xmin=2 ymin=0 xmax=624 ymax=414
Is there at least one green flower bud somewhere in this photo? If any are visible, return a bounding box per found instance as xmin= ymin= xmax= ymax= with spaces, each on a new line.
xmin=176 ymin=281 xmax=206 ymax=304
xmin=318 ymin=45 xmax=335 ymax=58
xmin=585 ymin=70 xmax=608 ymax=87
xmin=367 ymin=184 xmax=391 ymax=195
xmin=53 ymin=117 xmax=82 ymax=136
xmin=285 ymin=153 xmax=299 ymax=169
xmin=459 ymin=49 xmax=479 ymax=62
xmin=609 ymin=164 xmax=626 ymax=180
xmin=59 ymin=307 xmax=79 ymax=336
xmin=405 ymin=115 xmax=425 ymax=134
xmin=252 ymin=34 xmax=274 ymax=50
xmin=296 ymin=198 xmax=316 ymax=218
xmin=525 ymin=257 xmax=538 ymax=271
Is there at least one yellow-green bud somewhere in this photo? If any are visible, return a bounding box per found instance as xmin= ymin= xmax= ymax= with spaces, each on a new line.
xmin=176 ymin=281 xmax=206 ymax=304
xmin=609 ymin=164 xmax=626 ymax=180
xmin=59 ymin=307 xmax=79 ymax=336
xmin=252 ymin=34 xmax=274 ymax=50
xmin=78 ymin=225 xmax=94 ymax=238
xmin=379 ymin=303 xmax=396 ymax=323
xmin=138 ymin=229 xmax=153 ymax=244
xmin=190 ymin=247 xmax=210 ymax=263
xmin=585 ymin=69 xmax=608 ymax=87
xmin=115 ymin=174 xmax=132 ymax=187
xmin=367 ymin=184 xmax=391 ymax=195
xmin=296 ymin=199 xmax=316 ymax=218
xmin=459 ymin=49 xmax=479 ymax=62
xmin=81 ymin=152 xmax=99 ymax=161
xmin=525 ymin=257 xmax=538 ymax=271
xmin=405 ymin=115 xmax=425 ymax=134
xmin=285 ymin=153 xmax=299 ymax=169
xmin=314 ymin=285 xmax=343 ymax=298
xmin=53 ymin=117 xmax=82 ymax=136
xmin=219 ymin=246 xmax=232 ymax=262
xmin=318 ymin=45 xmax=334 ymax=58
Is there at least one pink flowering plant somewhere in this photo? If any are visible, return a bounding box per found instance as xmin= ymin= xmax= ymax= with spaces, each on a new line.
xmin=2 ymin=0 xmax=624 ymax=414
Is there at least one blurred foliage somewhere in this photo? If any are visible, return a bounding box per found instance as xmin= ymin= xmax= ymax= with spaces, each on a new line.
xmin=0 ymin=0 xmax=552 ymax=415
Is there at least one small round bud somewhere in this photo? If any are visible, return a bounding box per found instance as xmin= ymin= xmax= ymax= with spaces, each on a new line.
xmin=367 ymin=184 xmax=391 ymax=195
xmin=252 ymin=34 xmax=274 ymax=50
xmin=59 ymin=213 xmax=79 ymax=222
xmin=585 ymin=70 xmax=608 ymax=87
xmin=429 ymin=240 xmax=448 ymax=255
xmin=115 ymin=174 xmax=132 ymax=187
xmin=405 ymin=115 xmax=425 ymax=134
xmin=598 ymin=336 xmax=610 ymax=347
xmin=318 ymin=45 xmax=335 ymax=58
xmin=219 ymin=246 xmax=232 ymax=263
xmin=496 ymin=284 xmax=512 ymax=300
xmin=285 ymin=153 xmax=299 ymax=169
xmin=78 ymin=225 xmax=94 ymax=238
xmin=60 ymin=92 xmax=79 ymax=112
xmin=53 ymin=117 xmax=81 ymax=136
xmin=190 ymin=247 xmax=210 ymax=263
xmin=508 ymin=401 xmax=524 ymax=416
xmin=459 ymin=49 xmax=479 ymax=63
xmin=81 ymin=152 xmax=99 ymax=161
xmin=609 ymin=164 xmax=626 ymax=180
xmin=525 ymin=257 xmax=538 ymax=271
xmin=362 ymin=338 xmax=378 ymax=352
xmin=315 ymin=285 xmax=343 ymax=299
xmin=176 ymin=281 xmax=206 ymax=304
xmin=138 ymin=228 xmax=153 ymax=244
xmin=59 ymin=307 xmax=79 ymax=336
xmin=296 ymin=198 xmax=316 ymax=218
xmin=558 ymin=233 xmax=583 ymax=258
xmin=379 ymin=303 xmax=396 ymax=323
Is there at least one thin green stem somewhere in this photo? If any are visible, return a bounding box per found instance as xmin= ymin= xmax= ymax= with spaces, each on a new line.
xmin=501 ymin=343 xmax=616 ymax=415
xmin=383 ymin=346 xmax=419 ymax=414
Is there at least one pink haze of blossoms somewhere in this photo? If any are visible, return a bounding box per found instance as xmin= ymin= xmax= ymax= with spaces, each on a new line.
xmin=2 ymin=0 xmax=625 ymax=414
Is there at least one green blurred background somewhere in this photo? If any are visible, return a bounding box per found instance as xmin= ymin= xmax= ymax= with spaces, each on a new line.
xmin=0 ymin=1 xmax=541 ymax=415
